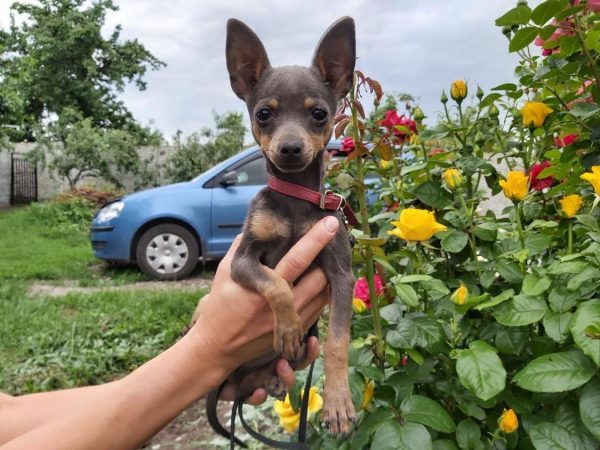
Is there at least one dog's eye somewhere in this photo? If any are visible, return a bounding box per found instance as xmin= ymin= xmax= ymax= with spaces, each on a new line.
xmin=256 ymin=108 xmax=272 ymax=123
xmin=311 ymin=108 xmax=328 ymax=122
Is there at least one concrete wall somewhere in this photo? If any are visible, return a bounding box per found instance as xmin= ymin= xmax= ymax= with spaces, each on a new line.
xmin=0 ymin=143 xmax=174 ymax=206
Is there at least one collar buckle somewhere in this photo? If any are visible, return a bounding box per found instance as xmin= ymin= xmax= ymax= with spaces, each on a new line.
xmin=320 ymin=190 xmax=347 ymax=211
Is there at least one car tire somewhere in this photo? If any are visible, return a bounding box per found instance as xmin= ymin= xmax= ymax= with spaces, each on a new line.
xmin=136 ymin=223 xmax=199 ymax=281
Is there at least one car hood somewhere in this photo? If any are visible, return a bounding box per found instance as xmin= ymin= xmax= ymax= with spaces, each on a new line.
xmin=121 ymin=182 xmax=195 ymax=203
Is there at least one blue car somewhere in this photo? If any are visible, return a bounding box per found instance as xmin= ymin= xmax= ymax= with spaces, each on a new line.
xmin=91 ymin=141 xmax=347 ymax=280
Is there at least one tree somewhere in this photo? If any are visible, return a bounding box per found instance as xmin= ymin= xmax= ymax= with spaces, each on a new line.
xmin=166 ymin=112 xmax=246 ymax=182
xmin=0 ymin=0 xmax=164 ymax=140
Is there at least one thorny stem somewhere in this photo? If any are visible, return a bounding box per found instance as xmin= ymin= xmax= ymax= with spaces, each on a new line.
xmin=349 ymin=76 xmax=385 ymax=365
xmin=458 ymin=192 xmax=481 ymax=276
xmin=514 ymin=201 xmax=526 ymax=250
xmin=568 ymin=220 xmax=573 ymax=255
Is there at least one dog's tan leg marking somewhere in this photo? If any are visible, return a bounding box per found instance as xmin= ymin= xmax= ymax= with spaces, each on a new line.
xmin=256 ymin=266 xmax=304 ymax=360
xmin=323 ymin=323 xmax=355 ymax=435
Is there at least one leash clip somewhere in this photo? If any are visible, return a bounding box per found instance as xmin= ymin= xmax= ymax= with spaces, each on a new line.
xmin=320 ymin=190 xmax=347 ymax=211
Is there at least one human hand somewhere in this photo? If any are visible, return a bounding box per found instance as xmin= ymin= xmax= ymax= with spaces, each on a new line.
xmin=191 ymin=216 xmax=339 ymax=372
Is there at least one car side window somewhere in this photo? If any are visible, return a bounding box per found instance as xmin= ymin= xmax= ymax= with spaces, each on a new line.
xmin=221 ymin=156 xmax=267 ymax=187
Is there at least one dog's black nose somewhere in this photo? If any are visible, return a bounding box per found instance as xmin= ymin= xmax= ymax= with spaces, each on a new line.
xmin=280 ymin=144 xmax=303 ymax=157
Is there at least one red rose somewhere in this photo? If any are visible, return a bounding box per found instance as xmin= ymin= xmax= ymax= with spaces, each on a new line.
xmin=529 ymin=161 xmax=554 ymax=191
xmin=339 ymin=136 xmax=355 ymax=154
xmin=554 ymin=133 xmax=578 ymax=148
xmin=380 ymin=110 xmax=417 ymax=143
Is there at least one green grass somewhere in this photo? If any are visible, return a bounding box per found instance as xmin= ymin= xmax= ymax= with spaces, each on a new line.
xmin=0 ymin=207 xmax=95 ymax=281
xmin=0 ymin=203 xmax=208 ymax=395
xmin=0 ymin=282 xmax=204 ymax=394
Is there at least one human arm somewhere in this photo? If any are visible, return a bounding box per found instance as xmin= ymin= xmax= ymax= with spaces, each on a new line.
xmin=0 ymin=216 xmax=338 ymax=449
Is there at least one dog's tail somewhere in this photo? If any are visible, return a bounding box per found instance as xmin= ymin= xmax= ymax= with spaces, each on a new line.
xmin=206 ymin=385 xmax=248 ymax=449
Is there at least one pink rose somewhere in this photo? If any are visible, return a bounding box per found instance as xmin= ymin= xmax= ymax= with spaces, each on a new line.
xmin=353 ymin=274 xmax=384 ymax=307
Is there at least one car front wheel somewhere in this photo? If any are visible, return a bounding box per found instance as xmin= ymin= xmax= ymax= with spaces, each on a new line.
xmin=136 ymin=223 xmax=199 ymax=281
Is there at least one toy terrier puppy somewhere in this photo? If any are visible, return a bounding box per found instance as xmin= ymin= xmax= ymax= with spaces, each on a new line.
xmin=208 ymin=16 xmax=357 ymax=439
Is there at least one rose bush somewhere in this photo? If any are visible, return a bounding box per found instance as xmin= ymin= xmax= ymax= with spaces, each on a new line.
xmin=278 ymin=1 xmax=600 ymax=448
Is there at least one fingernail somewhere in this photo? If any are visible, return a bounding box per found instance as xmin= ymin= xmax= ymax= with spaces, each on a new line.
xmin=324 ymin=216 xmax=339 ymax=233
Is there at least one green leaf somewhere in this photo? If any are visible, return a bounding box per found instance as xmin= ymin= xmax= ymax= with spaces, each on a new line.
xmin=387 ymin=316 xmax=444 ymax=351
xmin=559 ymin=35 xmax=580 ymax=56
xmin=455 ymin=418 xmax=481 ymax=450
xmin=522 ymin=274 xmax=552 ymax=296
xmin=413 ymin=181 xmax=452 ymax=209
xmin=585 ymin=30 xmax=600 ymax=53
xmin=456 ymin=340 xmax=506 ymax=401
xmin=531 ymin=0 xmax=568 ymax=25
xmin=380 ymin=304 xmax=403 ymax=324
xmin=569 ymin=102 xmax=600 ymax=119
xmin=529 ymin=422 xmax=587 ymax=450
xmin=548 ymin=286 xmax=578 ymax=313
xmin=474 ymin=289 xmax=514 ymax=311
xmin=567 ymin=267 xmax=600 ymax=291
xmin=496 ymin=261 xmax=524 ymax=285
xmin=371 ymin=421 xmax=432 ymax=450
xmin=395 ymin=283 xmax=419 ymax=307
xmin=433 ymin=441 xmax=459 ymax=450
xmin=396 ymin=274 xmax=433 ymax=283
xmin=548 ymin=260 xmax=587 ymax=275
xmin=401 ymin=395 xmax=456 ymax=433
xmin=441 ymin=230 xmax=469 ymax=253
xmin=525 ymin=233 xmax=552 ymax=255
xmin=580 ymin=379 xmax=600 ymax=441
xmin=495 ymin=5 xmax=532 ymax=25
xmin=421 ymin=279 xmax=451 ymax=299
xmin=570 ymin=300 xmax=600 ymax=366
xmin=493 ymin=294 xmax=548 ymax=326
xmin=495 ymin=327 xmax=529 ymax=355
xmin=509 ymin=27 xmax=540 ymax=52
xmin=513 ymin=350 xmax=596 ymax=393
xmin=543 ymin=311 xmax=572 ymax=343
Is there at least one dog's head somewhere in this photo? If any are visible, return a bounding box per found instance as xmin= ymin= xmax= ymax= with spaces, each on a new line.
xmin=226 ymin=17 xmax=355 ymax=173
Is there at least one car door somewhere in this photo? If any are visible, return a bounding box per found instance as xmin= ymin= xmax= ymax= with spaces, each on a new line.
xmin=208 ymin=154 xmax=267 ymax=255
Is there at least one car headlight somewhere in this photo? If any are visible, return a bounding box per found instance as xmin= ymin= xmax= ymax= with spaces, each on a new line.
xmin=97 ymin=201 xmax=125 ymax=223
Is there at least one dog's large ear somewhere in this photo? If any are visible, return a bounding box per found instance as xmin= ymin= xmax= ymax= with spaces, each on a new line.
xmin=311 ymin=17 xmax=356 ymax=100
xmin=226 ymin=19 xmax=271 ymax=100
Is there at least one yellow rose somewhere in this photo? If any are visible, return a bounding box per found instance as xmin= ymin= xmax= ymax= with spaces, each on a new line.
xmin=521 ymin=101 xmax=553 ymax=128
xmin=273 ymin=386 xmax=323 ymax=433
xmin=580 ymin=166 xmax=600 ymax=195
xmin=450 ymin=283 xmax=469 ymax=305
xmin=499 ymin=171 xmax=529 ymax=201
xmin=361 ymin=380 xmax=375 ymax=409
xmin=388 ymin=208 xmax=448 ymax=242
xmin=559 ymin=194 xmax=583 ymax=218
xmin=498 ymin=408 xmax=519 ymax=434
xmin=353 ymin=298 xmax=368 ymax=314
xmin=443 ymin=168 xmax=463 ymax=190
xmin=450 ymin=80 xmax=468 ymax=102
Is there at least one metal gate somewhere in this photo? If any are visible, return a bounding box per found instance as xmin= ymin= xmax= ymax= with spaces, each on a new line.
xmin=10 ymin=152 xmax=38 ymax=205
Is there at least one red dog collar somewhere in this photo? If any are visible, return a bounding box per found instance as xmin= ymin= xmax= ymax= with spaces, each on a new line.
xmin=267 ymin=175 xmax=359 ymax=227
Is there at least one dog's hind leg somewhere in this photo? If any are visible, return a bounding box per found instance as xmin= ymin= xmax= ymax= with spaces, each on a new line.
xmin=318 ymin=234 xmax=356 ymax=435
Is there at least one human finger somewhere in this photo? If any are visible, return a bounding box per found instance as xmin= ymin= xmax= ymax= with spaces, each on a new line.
xmin=275 ymin=359 xmax=295 ymax=390
xmin=275 ymin=216 xmax=339 ymax=282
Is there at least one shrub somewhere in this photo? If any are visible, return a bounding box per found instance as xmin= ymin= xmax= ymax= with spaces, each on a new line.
xmin=284 ymin=2 xmax=600 ymax=448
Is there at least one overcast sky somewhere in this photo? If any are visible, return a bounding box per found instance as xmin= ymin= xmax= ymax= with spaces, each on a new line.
xmin=1 ymin=1 xmax=528 ymax=140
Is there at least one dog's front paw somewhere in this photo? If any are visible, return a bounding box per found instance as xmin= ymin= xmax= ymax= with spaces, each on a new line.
xmin=322 ymin=387 xmax=356 ymax=436
xmin=274 ymin=319 xmax=304 ymax=361
xmin=265 ymin=376 xmax=287 ymax=400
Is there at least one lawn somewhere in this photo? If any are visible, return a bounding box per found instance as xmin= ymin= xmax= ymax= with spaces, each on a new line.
xmin=0 ymin=202 xmax=206 ymax=395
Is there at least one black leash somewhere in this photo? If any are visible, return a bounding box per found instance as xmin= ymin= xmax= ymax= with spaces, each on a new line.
xmin=230 ymin=322 xmax=319 ymax=449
